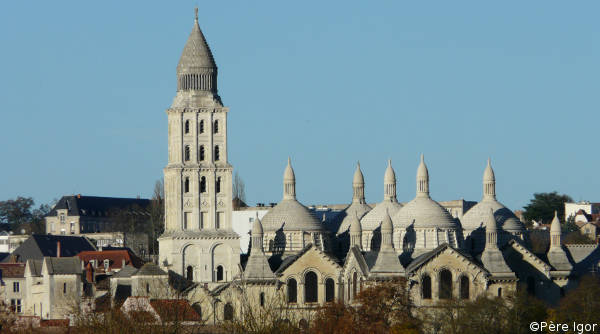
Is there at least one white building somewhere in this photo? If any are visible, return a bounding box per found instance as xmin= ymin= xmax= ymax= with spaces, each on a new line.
xmin=232 ymin=207 xmax=269 ymax=253
xmin=565 ymin=201 xmax=600 ymax=221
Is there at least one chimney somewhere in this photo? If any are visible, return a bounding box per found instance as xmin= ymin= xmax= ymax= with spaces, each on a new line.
xmin=122 ymin=258 xmax=126 ymax=268
xmin=77 ymin=194 xmax=81 ymax=199
xmin=56 ymin=241 xmax=61 ymax=258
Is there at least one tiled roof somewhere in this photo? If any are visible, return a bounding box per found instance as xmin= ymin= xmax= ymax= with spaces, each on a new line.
xmin=0 ymin=263 xmax=25 ymax=278
xmin=77 ymin=250 xmax=143 ymax=271
xmin=113 ymin=265 xmax=138 ymax=278
xmin=134 ymin=263 xmax=167 ymax=276
xmin=149 ymin=299 xmax=201 ymax=322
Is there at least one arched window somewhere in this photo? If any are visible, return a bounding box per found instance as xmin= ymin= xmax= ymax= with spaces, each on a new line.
xmin=199 ymin=145 xmax=205 ymax=161
xmin=223 ymin=303 xmax=233 ymax=321
xmin=299 ymin=319 xmax=308 ymax=330
xmin=214 ymin=146 xmax=220 ymax=161
xmin=305 ymin=271 xmax=318 ymax=303
xmin=527 ymin=277 xmax=535 ymax=296
xmin=216 ymin=265 xmax=224 ymax=281
xmin=260 ymin=292 xmax=265 ymax=307
xmin=422 ymin=274 xmax=432 ymax=299
xmin=216 ymin=177 xmax=221 ymax=193
xmin=325 ymin=278 xmax=335 ymax=302
xmin=184 ymin=145 xmax=190 ymax=161
xmin=352 ymin=272 xmax=357 ymax=299
xmin=186 ymin=266 xmax=193 ymax=281
xmin=200 ymin=177 xmax=206 ymax=193
xmin=439 ymin=269 xmax=452 ymax=299
xmin=146 ymin=283 xmax=150 ymax=294
xmin=214 ymin=120 xmax=219 ymax=134
xmin=192 ymin=303 xmax=202 ymax=319
xmin=184 ymin=178 xmax=190 ymax=193
xmin=460 ymin=276 xmax=469 ymax=299
xmin=184 ymin=120 xmax=190 ymax=134
xmin=287 ymin=278 xmax=297 ymax=303
xmin=498 ymin=287 xmax=502 ymax=297
xmin=199 ymin=120 xmax=204 ymax=134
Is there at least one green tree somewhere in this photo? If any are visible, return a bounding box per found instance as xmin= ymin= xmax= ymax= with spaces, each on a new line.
xmin=0 ymin=197 xmax=50 ymax=234
xmin=523 ymin=192 xmax=573 ymax=224
xmin=149 ymin=179 xmax=165 ymax=256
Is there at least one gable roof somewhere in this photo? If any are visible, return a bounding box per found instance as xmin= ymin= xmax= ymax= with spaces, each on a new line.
xmin=406 ymin=243 xmax=487 ymax=274
xmin=48 ymin=195 xmax=151 ymax=217
xmin=343 ymin=246 xmax=370 ymax=276
xmin=112 ymin=265 xmax=139 ymax=278
xmin=6 ymin=234 xmax=96 ymax=263
xmin=149 ymin=299 xmax=201 ymax=322
xmin=43 ymin=257 xmax=82 ymax=275
xmin=133 ymin=263 xmax=167 ymax=276
xmin=274 ymin=244 xmax=342 ymax=275
xmin=26 ymin=259 xmax=43 ymax=276
xmin=0 ymin=263 xmax=26 ymax=278
xmin=504 ymin=239 xmax=552 ymax=274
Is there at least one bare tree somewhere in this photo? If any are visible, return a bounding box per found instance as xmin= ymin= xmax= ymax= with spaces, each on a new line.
xmin=232 ymin=172 xmax=246 ymax=209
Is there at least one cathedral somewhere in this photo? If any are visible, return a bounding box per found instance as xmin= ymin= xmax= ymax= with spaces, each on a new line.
xmin=155 ymin=10 xmax=600 ymax=323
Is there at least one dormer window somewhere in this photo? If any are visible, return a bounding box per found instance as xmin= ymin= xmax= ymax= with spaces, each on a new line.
xmin=103 ymin=259 xmax=110 ymax=271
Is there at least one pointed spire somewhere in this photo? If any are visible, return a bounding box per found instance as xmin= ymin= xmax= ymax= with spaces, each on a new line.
xmin=371 ymin=209 xmax=403 ymax=274
xmin=550 ymin=211 xmax=562 ymax=248
xmin=245 ymin=212 xmax=275 ymax=280
xmin=485 ymin=208 xmax=498 ymax=248
xmin=416 ymin=154 xmax=430 ymax=197
xmin=349 ymin=211 xmax=363 ymax=249
xmin=483 ymin=158 xmax=496 ymax=200
xmin=352 ymin=162 xmax=366 ymax=204
xmin=283 ymin=157 xmax=296 ymax=200
xmin=384 ymin=160 xmax=397 ymax=202
xmin=380 ymin=209 xmax=394 ymax=251
xmin=177 ymin=8 xmax=218 ymax=93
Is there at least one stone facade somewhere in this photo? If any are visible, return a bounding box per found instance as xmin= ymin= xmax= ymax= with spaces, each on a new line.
xmin=158 ymin=11 xmax=239 ymax=287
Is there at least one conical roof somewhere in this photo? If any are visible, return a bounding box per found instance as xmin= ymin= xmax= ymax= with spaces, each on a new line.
xmin=349 ymin=212 xmax=362 ymax=234
xmin=284 ymin=157 xmax=295 ymax=181
xmin=384 ymin=160 xmax=396 ymax=183
xmin=252 ymin=212 xmax=263 ymax=235
xmin=353 ymin=162 xmax=364 ymax=185
xmin=483 ymin=158 xmax=495 ymax=182
xmin=417 ymin=154 xmax=428 ymax=180
xmin=177 ymin=10 xmax=217 ymax=73
xmin=550 ymin=211 xmax=561 ymax=233
xmin=485 ymin=207 xmax=498 ymax=232
xmin=381 ymin=209 xmax=393 ymax=232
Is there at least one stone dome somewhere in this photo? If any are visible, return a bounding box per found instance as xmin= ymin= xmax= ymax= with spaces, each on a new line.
xmin=461 ymin=199 xmax=524 ymax=233
xmin=393 ymin=196 xmax=458 ymax=229
xmin=260 ymin=199 xmax=324 ymax=232
xmin=336 ymin=202 xmax=372 ymax=235
xmin=360 ymin=201 xmax=403 ymax=231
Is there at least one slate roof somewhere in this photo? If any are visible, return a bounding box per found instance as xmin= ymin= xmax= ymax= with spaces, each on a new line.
xmin=6 ymin=235 xmax=96 ymax=262
xmin=48 ymin=195 xmax=151 ymax=217
xmin=44 ymin=257 xmax=82 ymax=275
xmin=27 ymin=259 xmax=43 ymax=276
xmin=0 ymin=263 xmax=26 ymax=278
xmin=113 ymin=265 xmax=139 ymax=278
xmin=134 ymin=263 xmax=167 ymax=276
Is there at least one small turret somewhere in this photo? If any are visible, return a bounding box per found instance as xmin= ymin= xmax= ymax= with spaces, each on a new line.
xmin=244 ymin=212 xmax=275 ymax=280
xmin=483 ymin=158 xmax=496 ymax=200
xmin=547 ymin=211 xmax=572 ymax=271
xmin=251 ymin=212 xmax=264 ymax=253
xmin=384 ymin=160 xmax=397 ymax=202
xmin=349 ymin=212 xmax=362 ymax=249
xmin=352 ymin=162 xmax=366 ymax=204
xmin=416 ymin=154 xmax=429 ymax=198
xmin=380 ymin=209 xmax=394 ymax=251
xmin=370 ymin=209 xmax=403 ymax=274
xmin=283 ymin=157 xmax=296 ymax=200
xmin=481 ymin=208 xmax=514 ymax=276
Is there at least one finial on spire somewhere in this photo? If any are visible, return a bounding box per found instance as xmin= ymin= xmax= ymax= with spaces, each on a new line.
xmin=487 ymin=157 xmax=491 ymax=166
xmin=357 ymin=161 xmax=360 ymax=168
xmin=388 ymin=159 xmax=392 ymax=166
xmin=194 ymin=7 xmax=198 ymax=22
xmin=420 ymin=154 xmax=424 ymax=163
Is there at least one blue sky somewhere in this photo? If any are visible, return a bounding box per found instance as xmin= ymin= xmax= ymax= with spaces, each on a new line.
xmin=0 ymin=1 xmax=598 ymax=211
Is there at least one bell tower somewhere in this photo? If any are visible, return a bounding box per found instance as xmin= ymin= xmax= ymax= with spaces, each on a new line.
xmin=159 ymin=9 xmax=240 ymax=284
